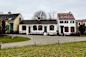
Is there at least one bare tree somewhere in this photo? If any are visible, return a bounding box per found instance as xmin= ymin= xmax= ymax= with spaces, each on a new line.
xmin=33 ymin=11 xmax=47 ymax=20
xmin=48 ymin=12 xmax=52 ymax=19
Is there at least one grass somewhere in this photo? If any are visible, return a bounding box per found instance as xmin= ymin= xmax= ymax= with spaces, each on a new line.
xmin=0 ymin=35 xmax=30 ymax=43
xmin=0 ymin=41 xmax=86 ymax=57
xmin=80 ymin=34 xmax=86 ymax=37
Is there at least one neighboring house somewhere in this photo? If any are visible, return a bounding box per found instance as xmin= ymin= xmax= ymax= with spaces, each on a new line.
xmin=19 ymin=19 xmax=57 ymax=35
xmin=0 ymin=12 xmax=23 ymax=33
xmin=76 ymin=19 xmax=86 ymax=32
xmin=76 ymin=19 xmax=86 ymax=27
xmin=57 ymin=12 xmax=76 ymax=35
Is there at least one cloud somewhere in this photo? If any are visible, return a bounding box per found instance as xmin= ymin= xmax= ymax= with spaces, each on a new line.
xmin=0 ymin=0 xmax=86 ymax=19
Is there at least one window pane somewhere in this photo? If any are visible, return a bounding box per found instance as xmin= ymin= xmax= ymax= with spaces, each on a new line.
xmin=33 ymin=25 xmax=37 ymax=30
xmin=50 ymin=25 xmax=54 ymax=30
xmin=70 ymin=21 xmax=74 ymax=23
xmin=71 ymin=27 xmax=75 ymax=32
xmin=22 ymin=26 xmax=26 ymax=30
xmin=65 ymin=21 xmax=66 ymax=23
xmin=67 ymin=21 xmax=68 ymax=23
xmin=65 ymin=21 xmax=68 ymax=23
xmin=65 ymin=27 xmax=69 ymax=32
xmin=38 ymin=25 xmax=42 ymax=30
xmin=60 ymin=21 xmax=63 ymax=23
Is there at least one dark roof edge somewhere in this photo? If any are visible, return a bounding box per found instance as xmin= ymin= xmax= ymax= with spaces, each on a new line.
xmin=0 ymin=13 xmax=20 ymax=15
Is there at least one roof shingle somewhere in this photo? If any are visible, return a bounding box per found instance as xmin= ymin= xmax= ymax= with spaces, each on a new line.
xmin=0 ymin=13 xmax=20 ymax=20
xmin=20 ymin=20 xmax=57 ymax=24
xmin=58 ymin=12 xmax=75 ymax=20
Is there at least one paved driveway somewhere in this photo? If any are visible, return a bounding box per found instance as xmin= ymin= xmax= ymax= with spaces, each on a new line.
xmin=1 ymin=34 xmax=86 ymax=49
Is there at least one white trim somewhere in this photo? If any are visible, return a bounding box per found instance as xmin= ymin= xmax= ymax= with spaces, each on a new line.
xmin=19 ymin=24 xmax=57 ymax=35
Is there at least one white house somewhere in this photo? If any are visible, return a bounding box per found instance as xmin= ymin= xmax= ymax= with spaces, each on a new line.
xmin=57 ymin=12 xmax=76 ymax=35
xmin=19 ymin=11 xmax=77 ymax=35
xmin=19 ymin=19 xmax=57 ymax=35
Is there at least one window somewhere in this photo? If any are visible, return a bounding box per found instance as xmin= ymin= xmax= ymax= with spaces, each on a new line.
xmin=22 ymin=26 xmax=26 ymax=30
xmin=38 ymin=25 xmax=42 ymax=30
xmin=71 ymin=27 xmax=75 ymax=32
xmin=65 ymin=27 xmax=69 ymax=32
xmin=9 ymin=17 xmax=12 ymax=20
xmin=65 ymin=21 xmax=68 ymax=23
xmin=33 ymin=25 xmax=37 ymax=30
xmin=50 ymin=25 xmax=54 ymax=30
xmin=67 ymin=21 xmax=68 ymax=23
xmin=73 ymin=21 xmax=74 ymax=23
xmin=64 ymin=21 xmax=68 ymax=23
xmin=78 ymin=23 xmax=80 ymax=25
xmin=70 ymin=21 xmax=72 ymax=23
xmin=60 ymin=21 xmax=63 ymax=23
xmin=19 ymin=18 xmax=21 ymax=20
xmin=70 ymin=21 xmax=74 ymax=23
xmin=65 ymin=21 xmax=66 ymax=23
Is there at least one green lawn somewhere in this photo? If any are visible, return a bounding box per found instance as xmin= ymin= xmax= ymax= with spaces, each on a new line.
xmin=0 ymin=35 xmax=30 ymax=43
xmin=0 ymin=42 xmax=86 ymax=57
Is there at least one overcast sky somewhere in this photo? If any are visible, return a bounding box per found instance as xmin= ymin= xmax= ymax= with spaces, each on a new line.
xmin=0 ymin=0 xmax=86 ymax=20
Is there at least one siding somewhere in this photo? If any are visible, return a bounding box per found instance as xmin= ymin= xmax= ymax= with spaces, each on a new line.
xmin=13 ymin=15 xmax=20 ymax=33
xmin=19 ymin=24 xmax=57 ymax=35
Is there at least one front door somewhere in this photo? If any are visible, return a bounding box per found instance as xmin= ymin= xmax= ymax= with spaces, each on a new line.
xmin=28 ymin=26 xmax=30 ymax=33
xmin=44 ymin=26 xmax=47 ymax=32
xmin=60 ymin=26 xmax=64 ymax=34
xmin=10 ymin=23 xmax=13 ymax=33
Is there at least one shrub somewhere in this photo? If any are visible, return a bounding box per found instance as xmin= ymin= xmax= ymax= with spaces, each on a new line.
xmin=70 ymin=32 xmax=80 ymax=36
xmin=78 ymin=24 xmax=86 ymax=34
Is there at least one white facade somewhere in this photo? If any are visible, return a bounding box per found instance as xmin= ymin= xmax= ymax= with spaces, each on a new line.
xmin=19 ymin=12 xmax=77 ymax=36
xmin=19 ymin=20 xmax=76 ymax=35
xmin=58 ymin=20 xmax=76 ymax=35
xmin=19 ymin=24 xmax=57 ymax=35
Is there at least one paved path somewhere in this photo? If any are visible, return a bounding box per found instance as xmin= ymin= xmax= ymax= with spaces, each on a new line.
xmin=1 ymin=34 xmax=86 ymax=49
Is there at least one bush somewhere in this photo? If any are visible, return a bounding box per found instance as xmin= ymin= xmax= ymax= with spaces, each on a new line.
xmin=78 ymin=24 xmax=86 ymax=34
xmin=70 ymin=32 xmax=80 ymax=36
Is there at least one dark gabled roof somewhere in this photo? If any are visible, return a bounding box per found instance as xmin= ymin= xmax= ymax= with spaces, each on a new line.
xmin=20 ymin=19 xmax=57 ymax=24
xmin=0 ymin=13 xmax=20 ymax=20
xmin=58 ymin=12 xmax=75 ymax=20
